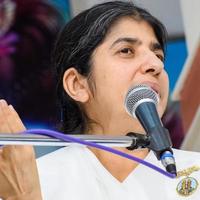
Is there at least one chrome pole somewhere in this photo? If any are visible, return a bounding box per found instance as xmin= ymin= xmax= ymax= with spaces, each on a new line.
xmin=0 ymin=134 xmax=133 ymax=147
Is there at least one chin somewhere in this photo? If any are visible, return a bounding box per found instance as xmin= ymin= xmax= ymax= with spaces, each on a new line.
xmin=157 ymin=103 xmax=167 ymax=118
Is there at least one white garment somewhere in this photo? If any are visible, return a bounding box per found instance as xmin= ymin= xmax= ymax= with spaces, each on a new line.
xmin=37 ymin=145 xmax=200 ymax=200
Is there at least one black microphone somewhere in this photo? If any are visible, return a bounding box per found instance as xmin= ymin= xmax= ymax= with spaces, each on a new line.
xmin=124 ymin=84 xmax=177 ymax=175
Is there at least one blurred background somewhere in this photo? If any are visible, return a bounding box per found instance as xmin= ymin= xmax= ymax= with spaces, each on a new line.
xmin=0 ymin=0 xmax=199 ymax=155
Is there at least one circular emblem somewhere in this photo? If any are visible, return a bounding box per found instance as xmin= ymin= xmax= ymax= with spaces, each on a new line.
xmin=176 ymin=177 xmax=198 ymax=196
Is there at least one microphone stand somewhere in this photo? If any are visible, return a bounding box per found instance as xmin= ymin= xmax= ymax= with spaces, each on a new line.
xmin=0 ymin=132 xmax=150 ymax=149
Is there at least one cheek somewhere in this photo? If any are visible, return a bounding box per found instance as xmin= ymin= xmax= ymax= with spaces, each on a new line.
xmin=158 ymin=72 xmax=169 ymax=116
xmin=162 ymin=72 xmax=169 ymax=97
xmin=93 ymin=62 xmax=132 ymax=92
xmin=91 ymin=68 xmax=130 ymax=112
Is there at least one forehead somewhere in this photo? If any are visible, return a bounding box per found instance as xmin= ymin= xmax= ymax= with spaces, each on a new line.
xmin=103 ymin=17 xmax=159 ymax=44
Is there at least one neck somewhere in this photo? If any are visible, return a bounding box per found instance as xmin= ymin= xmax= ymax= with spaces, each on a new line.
xmin=87 ymin=116 xmax=146 ymax=136
xmin=88 ymin=146 xmax=149 ymax=182
xmin=85 ymin=107 xmax=149 ymax=181
xmin=85 ymin=99 xmax=147 ymax=135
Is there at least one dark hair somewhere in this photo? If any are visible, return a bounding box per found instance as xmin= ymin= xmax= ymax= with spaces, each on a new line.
xmin=52 ymin=0 xmax=167 ymax=134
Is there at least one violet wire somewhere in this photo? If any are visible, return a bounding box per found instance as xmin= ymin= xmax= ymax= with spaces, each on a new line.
xmin=24 ymin=129 xmax=176 ymax=179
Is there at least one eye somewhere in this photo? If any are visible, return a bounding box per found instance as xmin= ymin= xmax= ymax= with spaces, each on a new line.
xmin=156 ymin=54 xmax=164 ymax=62
xmin=120 ymin=48 xmax=133 ymax=54
xmin=118 ymin=47 xmax=134 ymax=57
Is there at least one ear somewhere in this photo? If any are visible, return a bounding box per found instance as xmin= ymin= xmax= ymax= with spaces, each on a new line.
xmin=63 ymin=68 xmax=90 ymax=103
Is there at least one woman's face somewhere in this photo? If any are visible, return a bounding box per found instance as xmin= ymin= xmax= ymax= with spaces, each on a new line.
xmin=85 ymin=17 xmax=169 ymax=134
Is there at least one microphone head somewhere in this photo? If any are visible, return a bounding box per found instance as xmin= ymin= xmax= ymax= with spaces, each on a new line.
xmin=124 ymin=84 xmax=159 ymax=118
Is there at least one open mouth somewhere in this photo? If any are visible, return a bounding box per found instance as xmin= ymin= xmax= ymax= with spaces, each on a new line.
xmin=139 ymin=82 xmax=161 ymax=98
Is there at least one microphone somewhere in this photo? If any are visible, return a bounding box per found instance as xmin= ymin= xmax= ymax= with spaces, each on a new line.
xmin=124 ymin=84 xmax=177 ymax=175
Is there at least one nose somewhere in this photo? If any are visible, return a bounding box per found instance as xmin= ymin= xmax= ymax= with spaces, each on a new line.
xmin=140 ymin=53 xmax=164 ymax=76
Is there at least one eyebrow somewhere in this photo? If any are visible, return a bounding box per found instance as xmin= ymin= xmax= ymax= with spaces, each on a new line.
xmin=110 ymin=37 xmax=164 ymax=53
xmin=110 ymin=37 xmax=141 ymax=49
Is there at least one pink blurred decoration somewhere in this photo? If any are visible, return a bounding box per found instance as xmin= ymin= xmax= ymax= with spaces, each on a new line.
xmin=0 ymin=32 xmax=18 ymax=56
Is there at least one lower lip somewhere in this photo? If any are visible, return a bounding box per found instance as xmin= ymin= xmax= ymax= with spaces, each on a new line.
xmin=141 ymin=82 xmax=161 ymax=97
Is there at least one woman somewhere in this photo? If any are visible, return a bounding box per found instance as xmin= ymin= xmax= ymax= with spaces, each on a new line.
xmin=0 ymin=1 xmax=200 ymax=199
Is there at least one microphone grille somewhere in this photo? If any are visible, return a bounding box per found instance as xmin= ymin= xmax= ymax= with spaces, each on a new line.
xmin=125 ymin=84 xmax=159 ymax=118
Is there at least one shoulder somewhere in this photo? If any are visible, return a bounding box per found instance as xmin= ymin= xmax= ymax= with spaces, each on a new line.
xmin=36 ymin=145 xmax=86 ymax=166
xmin=172 ymin=148 xmax=200 ymax=170
xmin=36 ymin=145 xmax=105 ymax=200
xmin=36 ymin=145 xmax=90 ymax=198
xmin=173 ymin=148 xmax=200 ymax=159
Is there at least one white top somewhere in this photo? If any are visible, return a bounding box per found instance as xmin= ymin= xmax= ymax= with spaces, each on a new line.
xmin=37 ymin=145 xmax=200 ymax=200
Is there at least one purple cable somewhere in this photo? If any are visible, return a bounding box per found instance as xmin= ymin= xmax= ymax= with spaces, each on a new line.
xmin=24 ymin=129 xmax=176 ymax=179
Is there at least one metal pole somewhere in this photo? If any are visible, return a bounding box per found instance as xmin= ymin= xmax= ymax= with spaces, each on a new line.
xmin=0 ymin=134 xmax=133 ymax=147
